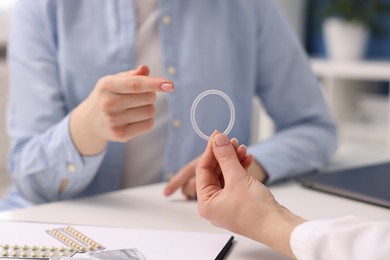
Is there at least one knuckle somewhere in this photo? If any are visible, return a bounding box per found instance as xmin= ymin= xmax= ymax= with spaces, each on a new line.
xmin=106 ymin=113 xmax=119 ymax=126
xmin=100 ymin=97 xmax=116 ymax=112
xmin=126 ymin=119 xmax=154 ymax=138
xmin=146 ymin=105 xmax=156 ymax=117
xmin=145 ymin=118 xmax=154 ymax=130
xmin=111 ymin=127 xmax=128 ymax=141
xmin=97 ymin=76 xmax=113 ymax=91
xmin=129 ymin=78 xmax=142 ymax=92
xmin=147 ymin=92 xmax=156 ymax=102
xmin=195 ymin=163 xmax=203 ymax=173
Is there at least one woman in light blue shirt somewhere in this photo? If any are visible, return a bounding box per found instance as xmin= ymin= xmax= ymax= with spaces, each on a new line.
xmin=2 ymin=0 xmax=337 ymax=209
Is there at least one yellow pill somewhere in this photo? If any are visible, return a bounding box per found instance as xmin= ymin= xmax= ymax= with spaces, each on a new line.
xmin=21 ymin=251 xmax=27 ymax=257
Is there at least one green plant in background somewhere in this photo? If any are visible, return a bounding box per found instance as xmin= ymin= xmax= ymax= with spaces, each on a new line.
xmin=320 ymin=0 xmax=390 ymax=36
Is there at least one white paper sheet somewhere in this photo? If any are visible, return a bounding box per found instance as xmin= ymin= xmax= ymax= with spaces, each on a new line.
xmin=0 ymin=221 xmax=233 ymax=260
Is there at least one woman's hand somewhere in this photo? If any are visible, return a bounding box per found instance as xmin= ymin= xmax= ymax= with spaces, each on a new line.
xmin=70 ymin=65 xmax=174 ymax=155
xmin=164 ymin=137 xmax=249 ymax=199
xmin=196 ymin=133 xmax=306 ymax=259
xmin=164 ymin=138 xmax=268 ymax=199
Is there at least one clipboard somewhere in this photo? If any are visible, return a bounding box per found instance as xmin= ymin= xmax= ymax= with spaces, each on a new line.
xmin=0 ymin=221 xmax=234 ymax=260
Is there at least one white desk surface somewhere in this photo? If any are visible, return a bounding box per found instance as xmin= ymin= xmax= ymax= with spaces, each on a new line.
xmin=0 ymin=149 xmax=390 ymax=260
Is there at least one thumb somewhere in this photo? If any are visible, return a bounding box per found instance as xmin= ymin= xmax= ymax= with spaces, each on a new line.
xmin=132 ymin=65 xmax=150 ymax=76
xmin=212 ymin=133 xmax=247 ymax=184
xmin=118 ymin=65 xmax=150 ymax=77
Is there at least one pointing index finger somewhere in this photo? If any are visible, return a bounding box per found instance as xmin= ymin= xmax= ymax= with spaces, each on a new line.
xmin=108 ymin=74 xmax=174 ymax=94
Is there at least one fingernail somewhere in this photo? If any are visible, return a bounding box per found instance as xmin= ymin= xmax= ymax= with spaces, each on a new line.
xmin=164 ymin=188 xmax=172 ymax=196
xmin=239 ymin=144 xmax=247 ymax=150
xmin=231 ymin=138 xmax=238 ymax=145
xmin=210 ymin=130 xmax=219 ymax=139
xmin=161 ymin=83 xmax=174 ymax=92
xmin=214 ymin=134 xmax=230 ymax=147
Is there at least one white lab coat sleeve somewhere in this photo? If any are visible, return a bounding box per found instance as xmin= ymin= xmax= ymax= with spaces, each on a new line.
xmin=290 ymin=215 xmax=390 ymax=260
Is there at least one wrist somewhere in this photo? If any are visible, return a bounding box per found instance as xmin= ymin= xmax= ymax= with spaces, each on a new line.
xmin=255 ymin=205 xmax=306 ymax=259
xmin=70 ymin=102 xmax=107 ymax=155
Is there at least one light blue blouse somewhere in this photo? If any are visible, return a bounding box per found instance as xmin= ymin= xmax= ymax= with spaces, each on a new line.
xmin=3 ymin=0 xmax=337 ymax=209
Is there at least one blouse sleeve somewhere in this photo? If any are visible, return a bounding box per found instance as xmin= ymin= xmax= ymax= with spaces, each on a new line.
xmin=290 ymin=215 xmax=390 ymax=260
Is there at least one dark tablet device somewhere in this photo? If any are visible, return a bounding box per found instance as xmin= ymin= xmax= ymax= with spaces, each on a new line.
xmin=297 ymin=162 xmax=390 ymax=209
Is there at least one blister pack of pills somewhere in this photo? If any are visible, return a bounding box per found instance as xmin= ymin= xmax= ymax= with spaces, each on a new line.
xmin=47 ymin=226 xmax=105 ymax=253
xmin=51 ymin=248 xmax=147 ymax=260
xmin=0 ymin=244 xmax=77 ymax=259
xmin=0 ymin=225 xmax=106 ymax=259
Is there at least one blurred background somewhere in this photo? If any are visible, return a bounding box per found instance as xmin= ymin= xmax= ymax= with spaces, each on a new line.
xmin=1 ymin=0 xmax=390 ymax=195
xmin=0 ymin=0 xmax=13 ymax=197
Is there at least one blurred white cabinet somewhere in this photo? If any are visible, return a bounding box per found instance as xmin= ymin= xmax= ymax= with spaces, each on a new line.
xmin=311 ymin=58 xmax=390 ymax=150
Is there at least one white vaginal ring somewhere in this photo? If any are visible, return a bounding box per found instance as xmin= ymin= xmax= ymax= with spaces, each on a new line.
xmin=190 ymin=89 xmax=235 ymax=141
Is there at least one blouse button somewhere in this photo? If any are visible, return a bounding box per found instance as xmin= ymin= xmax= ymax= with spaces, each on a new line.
xmin=67 ymin=164 xmax=77 ymax=173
